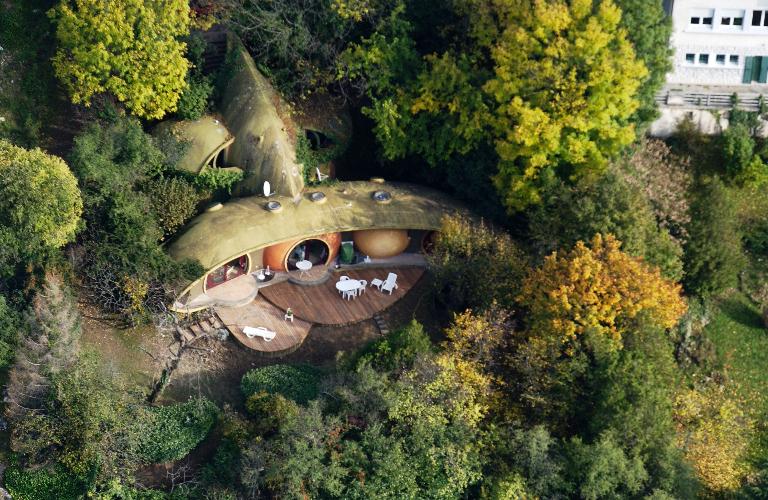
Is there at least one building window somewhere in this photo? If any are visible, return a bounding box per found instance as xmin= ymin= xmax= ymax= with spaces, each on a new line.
xmin=752 ymin=10 xmax=768 ymax=26
xmin=690 ymin=8 xmax=714 ymax=27
xmin=685 ymin=53 xmax=696 ymax=64
xmin=699 ymin=54 xmax=709 ymax=65
xmin=716 ymin=54 xmax=726 ymax=65
xmin=720 ymin=10 xmax=745 ymax=28
xmin=730 ymin=55 xmax=740 ymax=66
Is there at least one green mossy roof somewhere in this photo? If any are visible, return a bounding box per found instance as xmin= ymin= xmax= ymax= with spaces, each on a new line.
xmin=167 ymin=181 xmax=464 ymax=272
xmin=153 ymin=116 xmax=234 ymax=174
xmin=219 ymin=38 xmax=304 ymax=199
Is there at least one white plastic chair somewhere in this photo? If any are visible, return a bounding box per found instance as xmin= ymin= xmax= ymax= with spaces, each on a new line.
xmin=316 ymin=167 xmax=329 ymax=182
xmin=357 ymin=280 xmax=367 ymax=295
xmin=370 ymin=278 xmax=384 ymax=291
xmin=243 ymin=326 xmax=276 ymax=342
xmin=343 ymin=288 xmax=357 ymax=300
xmin=340 ymin=276 xmax=350 ymax=280
xmin=381 ymin=273 xmax=398 ymax=295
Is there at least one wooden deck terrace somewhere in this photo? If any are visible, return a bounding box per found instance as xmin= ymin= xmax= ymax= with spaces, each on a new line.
xmin=259 ymin=267 xmax=425 ymax=326
xmin=215 ymin=296 xmax=312 ymax=357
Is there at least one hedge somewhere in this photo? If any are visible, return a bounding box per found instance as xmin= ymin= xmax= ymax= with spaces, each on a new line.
xmin=136 ymin=397 xmax=218 ymax=464
xmin=4 ymin=464 xmax=86 ymax=500
xmin=240 ymin=364 xmax=321 ymax=404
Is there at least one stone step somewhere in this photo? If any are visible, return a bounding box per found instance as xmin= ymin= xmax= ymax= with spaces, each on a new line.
xmin=176 ymin=326 xmax=194 ymax=344
xmin=189 ymin=323 xmax=204 ymax=337
xmin=372 ymin=314 xmax=390 ymax=335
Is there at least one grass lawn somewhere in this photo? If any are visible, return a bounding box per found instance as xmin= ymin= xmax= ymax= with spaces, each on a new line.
xmin=704 ymin=290 xmax=768 ymax=461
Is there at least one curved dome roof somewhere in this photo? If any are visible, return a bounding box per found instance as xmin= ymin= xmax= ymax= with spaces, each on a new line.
xmin=153 ymin=116 xmax=234 ymax=174
xmin=167 ymin=181 xmax=464 ymax=273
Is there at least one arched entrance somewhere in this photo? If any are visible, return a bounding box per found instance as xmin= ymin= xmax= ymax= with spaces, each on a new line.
xmin=205 ymin=255 xmax=249 ymax=290
xmin=286 ymin=239 xmax=330 ymax=270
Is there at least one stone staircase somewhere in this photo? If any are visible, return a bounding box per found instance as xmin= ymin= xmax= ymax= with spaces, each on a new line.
xmin=175 ymin=309 xmax=226 ymax=345
xmin=200 ymin=26 xmax=228 ymax=75
xmin=372 ymin=313 xmax=390 ymax=336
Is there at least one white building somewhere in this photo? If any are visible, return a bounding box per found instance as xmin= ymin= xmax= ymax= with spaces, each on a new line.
xmin=652 ymin=0 xmax=768 ymax=136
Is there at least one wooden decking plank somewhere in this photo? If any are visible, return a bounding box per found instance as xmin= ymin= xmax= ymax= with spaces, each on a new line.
xmin=259 ymin=267 xmax=424 ymax=326
xmin=215 ymin=297 xmax=311 ymax=354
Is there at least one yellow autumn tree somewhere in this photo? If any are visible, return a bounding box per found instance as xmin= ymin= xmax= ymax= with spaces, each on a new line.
xmin=674 ymin=385 xmax=753 ymax=492
xmin=49 ymin=0 xmax=191 ymax=120
xmin=518 ymin=234 xmax=686 ymax=350
xmin=344 ymin=0 xmax=647 ymax=211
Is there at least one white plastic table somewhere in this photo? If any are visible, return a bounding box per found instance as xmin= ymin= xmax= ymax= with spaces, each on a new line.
xmin=335 ymin=279 xmax=362 ymax=299
xmin=296 ymin=259 xmax=313 ymax=277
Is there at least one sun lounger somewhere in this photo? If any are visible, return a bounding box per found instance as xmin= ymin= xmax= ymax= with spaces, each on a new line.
xmin=243 ymin=326 xmax=276 ymax=342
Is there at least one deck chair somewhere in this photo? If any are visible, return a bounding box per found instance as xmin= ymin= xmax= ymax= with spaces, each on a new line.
xmin=243 ymin=326 xmax=276 ymax=342
xmin=316 ymin=167 xmax=329 ymax=182
xmin=381 ymin=273 xmax=398 ymax=295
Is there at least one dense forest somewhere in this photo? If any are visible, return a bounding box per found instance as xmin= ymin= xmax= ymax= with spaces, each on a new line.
xmin=1 ymin=0 xmax=768 ymax=498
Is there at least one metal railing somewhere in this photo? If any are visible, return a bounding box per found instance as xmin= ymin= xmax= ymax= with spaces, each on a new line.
xmin=656 ymin=90 xmax=764 ymax=111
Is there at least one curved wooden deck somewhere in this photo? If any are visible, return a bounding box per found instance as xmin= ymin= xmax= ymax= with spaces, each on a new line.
xmin=215 ymin=296 xmax=312 ymax=356
xmin=259 ymin=267 xmax=425 ymax=326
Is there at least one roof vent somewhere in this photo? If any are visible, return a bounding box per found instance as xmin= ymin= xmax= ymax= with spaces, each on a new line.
xmin=265 ymin=200 xmax=283 ymax=212
xmin=372 ymin=190 xmax=392 ymax=204
xmin=309 ymin=191 xmax=327 ymax=203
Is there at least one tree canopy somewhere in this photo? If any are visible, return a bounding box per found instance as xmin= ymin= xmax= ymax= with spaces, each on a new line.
xmin=519 ymin=234 xmax=686 ymax=350
xmin=49 ymin=0 xmax=191 ymax=119
xmin=0 ymin=140 xmax=82 ymax=275
xmin=344 ymin=0 xmax=647 ymax=211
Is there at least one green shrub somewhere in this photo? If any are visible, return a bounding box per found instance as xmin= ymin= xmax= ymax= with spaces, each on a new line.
xmin=136 ymin=398 xmax=218 ymax=464
xmin=145 ymin=177 xmax=201 ymax=237
xmin=4 ymin=464 xmax=86 ymax=500
xmin=246 ymin=392 xmax=300 ymax=434
xmin=0 ymin=294 xmax=21 ymax=369
xmin=240 ymin=364 xmax=321 ymax=404
xmin=176 ymin=77 xmax=213 ymax=121
xmin=353 ymin=320 xmax=432 ymax=371
xmin=194 ymin=167 xmax=244 ymax=193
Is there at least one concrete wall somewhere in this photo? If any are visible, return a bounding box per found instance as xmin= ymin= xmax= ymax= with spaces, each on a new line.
xmin=668 ymin=0 xmax=768 ymax=85
xmin=648 ymin=107 xmax=768 ymax=137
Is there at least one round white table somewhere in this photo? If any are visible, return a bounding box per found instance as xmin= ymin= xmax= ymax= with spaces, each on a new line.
xmin=336 ymin=279 xmax=362 ymax=299
xmin=295 ymin=259 xmax=313 ymax=277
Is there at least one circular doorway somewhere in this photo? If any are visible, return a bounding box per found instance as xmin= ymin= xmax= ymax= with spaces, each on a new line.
xmin=286 ymin=239 xmax=330 ymax=270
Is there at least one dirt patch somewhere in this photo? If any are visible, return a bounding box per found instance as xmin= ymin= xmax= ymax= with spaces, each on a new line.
xmin=78 ymin=303 xmax=169 ymax=395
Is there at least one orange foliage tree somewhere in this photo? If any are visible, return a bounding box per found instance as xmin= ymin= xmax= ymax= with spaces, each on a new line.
xmin=518 ymin=234 xmax=686 ymax=351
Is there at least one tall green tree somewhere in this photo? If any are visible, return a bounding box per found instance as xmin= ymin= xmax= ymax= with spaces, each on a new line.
xmin=343 ymin=0 xmax=647 ymax=211
xmin=49 ymin=0 xmax=191 ymax=119
xmin=683 ymin=176 xmax=744 ymax=298
xmin=528 ymin=168 xmax=684 ymax=281
xmin=0 ymin=140 xmax=82 ymax=276
xmin=613 ymin=0 xmax=672 ymax=127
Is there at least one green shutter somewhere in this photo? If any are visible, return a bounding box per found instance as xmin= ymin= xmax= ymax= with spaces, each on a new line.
xmin=760 ymin=57 xmax=768 ymax=83
xmin=744 ymin=56 xmax=755 ymax=83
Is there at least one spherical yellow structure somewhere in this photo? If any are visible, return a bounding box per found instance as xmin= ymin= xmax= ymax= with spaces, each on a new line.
xmin=353 ymin=229 xmax=409 ymax=259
